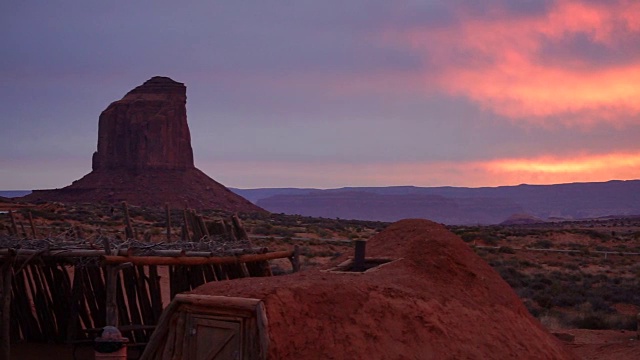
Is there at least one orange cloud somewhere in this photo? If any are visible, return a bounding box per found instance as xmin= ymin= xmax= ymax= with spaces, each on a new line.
xmin=388 ymin=0 xmax=640 ymax=125
xmin=201 ymin=152 xmax=640 ymax=189
xmin=481 ymin=152 xmax=640 ymax=184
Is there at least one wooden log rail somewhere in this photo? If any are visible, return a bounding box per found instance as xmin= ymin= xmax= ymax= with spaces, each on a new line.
xmin=102 ymin=250 xmax=294 ymax=266
xmin=0 ymin=241 xmax=299 ymax=353
xmin=0 ymin=247 xmax=270 ymax=259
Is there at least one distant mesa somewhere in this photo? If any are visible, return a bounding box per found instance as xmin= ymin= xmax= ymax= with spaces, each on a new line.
xmin=242 ymin=180 xmax=640 ymax=225
xmin=499 ymin=213 xmax=546 ymax=225
xmin=22 ymin=76 xmax=261 ymax=212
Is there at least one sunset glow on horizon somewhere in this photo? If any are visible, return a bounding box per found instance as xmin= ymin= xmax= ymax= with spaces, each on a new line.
xmin=480 ymin=152 xmax=640 ymax=185
xmin=203 ymin=151 xmax=640 ymax=189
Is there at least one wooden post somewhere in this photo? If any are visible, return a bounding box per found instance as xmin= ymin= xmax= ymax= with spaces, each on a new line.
xmin=289 ymin=245 xmax=301 ymax=272
xmin=353 ymin=240 xmax=367 ymax=272
xmin=28 ymin=212 xmax=37 ymax=239
xmin=19 ymin=222 xmax=27 ymax=239
xmin=121 ymin=201 xmax=134 ymax=240
xmin=231 ymin=214 xmax=249 ymax=241
xmin=165 ymin=203 xmax=172 ymax=242
xmin=66 ymin=265 xmax=83 ymax=343
xmin=225 ymin=219 xmax=238 ymax=241
xmin=147 ymin=266 xmax=163 ymax=320
xmin=182 ymin=209 xmax=192 ymax=242
xmin=7 ymin=211 xmax=18 ymax=237
xmin=0 ymin=257 xmax=14 ymax=360
xmin=256 ymin=302 xmax=270 ymax=359
xmin=188 ymin=210 xmax=202 ymax=241
xmin=103 ymin=237 xmax=112 ymax=255
xmin=102 ymin=238 xmax=119 ymax=326
xmin=105 ymin=262 xmax=132 ymax=328
xmin=198 ymin=216 xmax=209 ymax=238
xmin=105 ymin=265 xmax=118 ymax=327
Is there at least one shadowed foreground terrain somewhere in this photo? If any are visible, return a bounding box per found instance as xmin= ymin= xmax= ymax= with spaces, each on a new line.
xmin=2 ymin=202 xmax=640 ymax=358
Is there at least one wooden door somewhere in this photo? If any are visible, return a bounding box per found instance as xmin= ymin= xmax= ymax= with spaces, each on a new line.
xmin=188 ymin=316 xmax=243 ymax=360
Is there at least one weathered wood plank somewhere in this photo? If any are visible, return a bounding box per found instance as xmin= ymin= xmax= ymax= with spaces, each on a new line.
xmin=122 ymin=267 xmax=144 ymax=341
xmin=67 ymin=265 xmax=84 ymax=342
xmin=139 ymin=300 xmax=180 ymax=360
xmin=0 ymin=259 xmax=14 ymax=360
xmin=173 ymin=294 xmax=261 ymax=311
xmin=148 ymin=265 xmax=163 ymax=321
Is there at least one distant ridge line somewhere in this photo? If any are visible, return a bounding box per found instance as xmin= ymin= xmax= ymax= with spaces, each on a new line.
xmin=0 ymin=191 xmax=31 ymax=198
xmin=232 ymin=179 xmax=640 ymax=225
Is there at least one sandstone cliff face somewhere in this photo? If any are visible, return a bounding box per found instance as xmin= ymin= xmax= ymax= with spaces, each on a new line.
xmin=23 ymin=77 xmax=262 ymax=212
xmin=92 ymin=76 xmax=194 ymax=171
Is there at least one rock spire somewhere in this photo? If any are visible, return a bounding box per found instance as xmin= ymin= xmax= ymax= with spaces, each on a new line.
xmin=23 ymin=77 xmax=262 ymax=212
xmin=92 ymin=76 xmax=194 ymax=171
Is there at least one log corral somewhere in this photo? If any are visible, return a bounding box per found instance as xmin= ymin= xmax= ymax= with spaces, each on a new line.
xmin=0 ymin=233 xmax=298 ymax=359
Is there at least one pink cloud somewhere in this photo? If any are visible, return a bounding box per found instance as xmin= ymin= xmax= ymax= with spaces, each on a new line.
xmin=385 ymin=0 xmax=640 ymax=126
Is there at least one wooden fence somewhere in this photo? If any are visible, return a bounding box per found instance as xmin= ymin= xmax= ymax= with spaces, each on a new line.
xmin=0 ymin=241 xmax=299 ymax=360
xmin=0 ymin=202 xmax=303 ymax=359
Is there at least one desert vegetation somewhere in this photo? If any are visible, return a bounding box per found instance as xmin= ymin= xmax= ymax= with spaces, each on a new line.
xmin=2 ymin=202 xmax=639 ymax=332
xmin=452 ymin=217 xmax=640 ymax=331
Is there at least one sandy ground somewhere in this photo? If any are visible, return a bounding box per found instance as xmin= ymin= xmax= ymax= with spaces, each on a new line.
xmin=10 ymin=331 xmax=640 ymax=360
xmin=11 ymin=342 xmax=145 ymax=359
xmin=565 ymin=329 xmax=640 ymax=360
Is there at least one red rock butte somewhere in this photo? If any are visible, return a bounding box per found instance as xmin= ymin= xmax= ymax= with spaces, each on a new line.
xmin=23 ymin=76 xmax=262 ymax=212
xmin=92 ymin=76 xmax=194 ymax=172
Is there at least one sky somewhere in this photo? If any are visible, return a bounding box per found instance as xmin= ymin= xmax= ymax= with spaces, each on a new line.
xmin=2 ymin=0 xmax=640 ymax=190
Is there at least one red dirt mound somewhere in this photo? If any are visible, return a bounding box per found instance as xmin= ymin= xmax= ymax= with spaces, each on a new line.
xmin=190 ymin=219 xmax=578 ymax=359
xmin=23 ymin=168 xmax=259 ymax=212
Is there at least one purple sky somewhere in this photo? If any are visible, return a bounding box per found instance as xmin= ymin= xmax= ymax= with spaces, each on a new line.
xmin=2 ymin=0 xmax=640 ymax=190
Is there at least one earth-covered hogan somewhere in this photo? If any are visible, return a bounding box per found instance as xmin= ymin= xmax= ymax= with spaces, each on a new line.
xmin=141 ymin=219 xmax=577 ymax=359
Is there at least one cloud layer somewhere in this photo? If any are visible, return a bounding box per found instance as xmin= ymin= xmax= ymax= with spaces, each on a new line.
xmin=386 ymin=0 xmax=640 ymax=126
